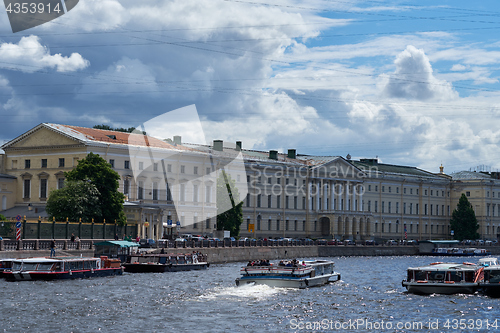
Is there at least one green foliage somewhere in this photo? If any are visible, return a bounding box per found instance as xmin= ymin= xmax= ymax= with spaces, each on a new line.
xmin=93 ymin=124 xmax=145 ymax=134
xmin=216 ymin=170 xmax=243 ymax=237
xmin=46 ymin=180 xmax=101 ymax=222
xmin=450 ymin=194 xmax=480 ymax=241
xmin=63 ymin=152 xmax=126 ymax=224
xmin=0 ymin=214 xmax=14 ymax=238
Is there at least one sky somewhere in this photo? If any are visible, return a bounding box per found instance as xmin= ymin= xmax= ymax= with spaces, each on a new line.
xmin=0 ymin=0 xmax=500 ymax=173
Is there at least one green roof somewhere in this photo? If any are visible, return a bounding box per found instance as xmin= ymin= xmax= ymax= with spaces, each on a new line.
xmin=94 ymin=240 xmax=139 ymax=248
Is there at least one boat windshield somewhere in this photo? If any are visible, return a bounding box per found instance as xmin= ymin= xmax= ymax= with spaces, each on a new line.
xmin=428 ymin=271 xmax=446 ymax=281
xmin=37 ymin=263 xmax=54 ymax=271
xmin=486 ymin=270 xmax=500 ymax=283
xmin=22 ymin=263 xmax=38 ymax=271
xmin=12 ymin=262 xmax=22 ymax=271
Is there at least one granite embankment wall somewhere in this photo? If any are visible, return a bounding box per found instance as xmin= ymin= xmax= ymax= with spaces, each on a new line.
xmin=3 ymin=246 xmax=500 ymax=264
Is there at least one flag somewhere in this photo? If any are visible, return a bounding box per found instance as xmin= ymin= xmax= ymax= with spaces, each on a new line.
xmin=404 ymin=224 xmax=407 ymax=240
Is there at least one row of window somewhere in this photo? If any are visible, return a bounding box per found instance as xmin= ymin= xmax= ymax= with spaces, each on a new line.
xmin=367 ymin=184 xmax=452 ymax=197
xmin=110 ymin=159 xmax=213 ymax=176
xmin=367 ymin=201 xmax=451 ymax=216
xmin=23 ymin=158 xmax=65 ymax=169
xmin=123 ymin=180 xmax=213 ymax=203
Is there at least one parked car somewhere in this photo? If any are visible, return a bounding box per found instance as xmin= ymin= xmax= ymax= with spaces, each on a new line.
xmin=344 ymin=239 xmax=355 ymax=245
xmin=139 ymin=238 xmax=156 ymax=248
xmin=386 ymin=239 xmax=397 ymax=245
xmin=365 ymin=240 xmax=376 ymax=245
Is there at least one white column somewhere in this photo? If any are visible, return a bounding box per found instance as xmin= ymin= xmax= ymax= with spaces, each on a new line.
xmin=338 ymin=183 xmax=343 ymax=210
xmin=323 ymin=181 xmax=328 ymax=211
xmin=316 ymin=180 xmax=320 ymax=212
xmin=308 ymin=181 xmax=313 ymax=210
xmin=344 ymin=181 xmax=349 ymax=211
xmin=359 ymin=186 xmax=363 ymax=212
xmin=331 ymin=181 xmax=336 ymax=211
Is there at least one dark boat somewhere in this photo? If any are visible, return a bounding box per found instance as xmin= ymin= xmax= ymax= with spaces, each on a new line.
xmin=478 ymin=257 xmax=500 ymax=297
xmin=123 ymin=253 xmax=209 ymax=273
xmin=3 ymin=256 xmax=123 ymax=281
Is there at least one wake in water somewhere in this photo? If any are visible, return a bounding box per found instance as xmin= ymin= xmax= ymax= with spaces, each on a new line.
xmin=199 ymin=283 xmax=289 ymax=301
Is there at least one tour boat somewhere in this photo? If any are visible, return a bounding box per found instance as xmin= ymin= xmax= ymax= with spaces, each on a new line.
xmin=123 ymin=253 xmax=209 ymax=273
xmin=402 ymin=261 xmax=484 ymax=294
xmin=235 ymin=260 xmax=341 ymax=289
xmin=478 ymin=257 xmax=500 ymax=297
xmin=432 ymin=247 xmax=491 ymax=256
xmin=3 ymin=256 xmax=123 ymax=281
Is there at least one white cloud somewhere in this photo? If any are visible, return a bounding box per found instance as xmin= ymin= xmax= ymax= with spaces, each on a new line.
xmin=383 ymin=45 xmax=457 ymax=101
xmin=0 ymin=36 xmax=89 ymax=72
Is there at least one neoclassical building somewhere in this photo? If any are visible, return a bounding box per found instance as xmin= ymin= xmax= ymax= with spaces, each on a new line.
xmin=1 ymin=123 xmax=500 ymax=242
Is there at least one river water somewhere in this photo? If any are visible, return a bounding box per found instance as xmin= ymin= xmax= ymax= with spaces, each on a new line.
xmin=1 ymin=256 xmax=499 ymax=332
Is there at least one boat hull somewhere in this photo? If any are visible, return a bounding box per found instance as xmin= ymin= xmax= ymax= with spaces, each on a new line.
xmin=123 ymin=262 xmax=209 ymax=273
xmin=4 ymin=268 xmax=123 ymax=281
xmin=236 ymin=272 xmax=340 ymax=289
xmin=479 ymin=283 xmax=500 ymax=297
xmin=402 ymin=281 xmax=478 ymax=295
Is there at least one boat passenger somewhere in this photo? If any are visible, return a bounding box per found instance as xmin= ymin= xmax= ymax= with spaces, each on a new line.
xmin=247 ymin=260 xmax=253 ymax=267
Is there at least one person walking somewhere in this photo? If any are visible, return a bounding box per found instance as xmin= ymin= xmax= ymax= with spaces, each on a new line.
xmin=70 ymin=233 xmax=75 ymax=242
xmin=50 ymin=239 xmax=56 ymax=257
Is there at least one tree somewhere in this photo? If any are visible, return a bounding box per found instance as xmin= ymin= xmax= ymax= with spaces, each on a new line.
xmin=216 ymin=170 xmax=243 ymax=237
xmin=450 ymin=194 xmax=480 ymax=241
xmin=46 ymin=180 xmax=101 ymax=222
xmin=64 ymin=152 xmax=126 ymax=224
xmin=93 ymin=124 xmax=145 ymax=134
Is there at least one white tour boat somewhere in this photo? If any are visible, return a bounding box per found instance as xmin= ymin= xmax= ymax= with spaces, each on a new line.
xmin=478 ymin=257 xmax=500 ymax=297
xmin=402 ymin=261 xmax=484 ymax=294
xmin=235 ymin=259 xmax=340 ymax=289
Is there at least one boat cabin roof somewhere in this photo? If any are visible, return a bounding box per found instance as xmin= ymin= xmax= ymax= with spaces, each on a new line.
xmin=12 ymin=257 xmax=99 ymax=263
xmin=407 ymin=262 xmax=480 ymax=271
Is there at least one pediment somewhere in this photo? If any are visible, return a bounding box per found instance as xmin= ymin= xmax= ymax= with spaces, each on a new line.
xmin=312 ymin=157 xmax=365 ymax=180
xmin=6 ymin=126 xmax=81 ymax=149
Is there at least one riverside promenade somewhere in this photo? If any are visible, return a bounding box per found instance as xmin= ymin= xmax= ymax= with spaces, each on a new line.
xmin=2 ymin=238 xmax=498 ymax=264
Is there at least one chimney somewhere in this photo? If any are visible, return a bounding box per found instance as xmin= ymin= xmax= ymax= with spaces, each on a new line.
xmin=213 ymin=140 xmax=223 ymax=151
xmin=269 ymin=150 xmax=278 ymax=160
xmin=287 ymin=149 xmax=296 ymax=159
xmin=236 ymin=141 xmax=242 ymax=151
xmin=173 ymin=135 xmax=182 ymax=145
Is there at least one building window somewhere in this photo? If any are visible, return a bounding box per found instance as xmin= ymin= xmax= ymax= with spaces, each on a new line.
xmin=139 ymin=162 xmax=144 ymax=170
xmin=396 ymin=187 xmax=399 ymax=193
xmin=180 ymin=165 xmax=185 ymax=173
xmin=382 ymin=201 xmax=385 ymax=213
xmin=388 ymin=202 xmax=391 ymax=213
xmin=206 ymin=186 xmax=212 ymax=203
xmin=180 ymin=184 xmax=186 ymax=202
xmin=396 ymin=202 xmax=399 ymax=214
xmin=303 ymin=220 xmax=306 ymax=231
xmin=268 ymin=178 xmax=272 ymax=184
xmin=286 ymin=196 xmax=289 ymax=209
xmin=124 ymin=160 xmax=130 ymax=169
xmin=416 ymin=203 xmax=419 ymax=214
xmin=277 ymin=195 xmax=281 ymax=209
xmin=109 ymin=159 xmax=115 ymax=168
xmin=425 ymin=189 xmax=428 ymax=195
xmin=138 ymin=181 xmax=144 ymax=200
xmin=168 ymin=164 xmax=172 ymax=172
xmin=25 ymin=159 xmax=31 ymax=169
xmin=57 ymin=178 xmax=65 ymax=189
xmin=193 ymin=184 xmax=198 ymax=202
xmin=403 ymin=202 xmax=406 ymax=214
xmin=257 ymin=194 xmax=261 ymax=207
xmin=123 ymin=179 xmax=129 ymax=195
xmin=382 ymin=186 xmax=385 ymax=192
xmin=40 ymin=179 xmax=47 ymax=198
xmin=206 ymin=218 xmax=210 ymax=229
xmin=410 ymin=203 xmax=413 ymax=214
xmin=388 ymin=187 xmax=391 ymax=193
xmin=374 ymin=201 xmax=378 ymax=213
xmin=294 ymin=196 xmax=298 ymax=209
xmin=277 ymin=178 xmax=281 ymax=185
xmin=153 ymin=182 xmax=158 ymax=200
xmin=268 ymin=219 xmax=271 ymax=231
xmin=58 ymin=158 xmax=65 ymax=168
xmin=404 ymin=188 xmax=406 ymax=194
xmin=153 ymin=163 xmax=158 ymax=172
xmin=166 ymin=183 xmax=172 ymax=201
xmin=268 ymin=195 xmax=272 ymax=208
xmin=466 ymin=191 xmax=470 ymax=197
xmin=302 ymin=197 xmax=306 ymax=210
xmin=23 ymin=179 xmax=30 ymax=198
xmin=257 ymin=216 xmax=261 ymax=230
xmin=246 ymin=194 xmax=250 ymax=207
xmin=375 ymin=185 xmax=378 ymax=192
xmin=368 ymin=185 xmax=371 ymax=191
xmin=368 ymin=201 xmax=371 ymax=212
xmin=410 ymin=188 xmax=413 ymax=195
xmin=194 ymin=166 xmax=198 ymax=175
xmin=277 ymin=219 xmax=280 ymax=231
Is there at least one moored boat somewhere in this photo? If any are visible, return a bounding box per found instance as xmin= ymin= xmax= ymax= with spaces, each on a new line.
xmin=3 ymin=256 xmax=123 ymax=281
xmin=123 ymin=252 xmax=209 ymax=273
xmin=235 ymin=259 xmax=340 ymax=289
xmin=478 ymin=257 xmax=500 ymax=297
xmin=402 ymin=261 xmax=484 ymax=294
